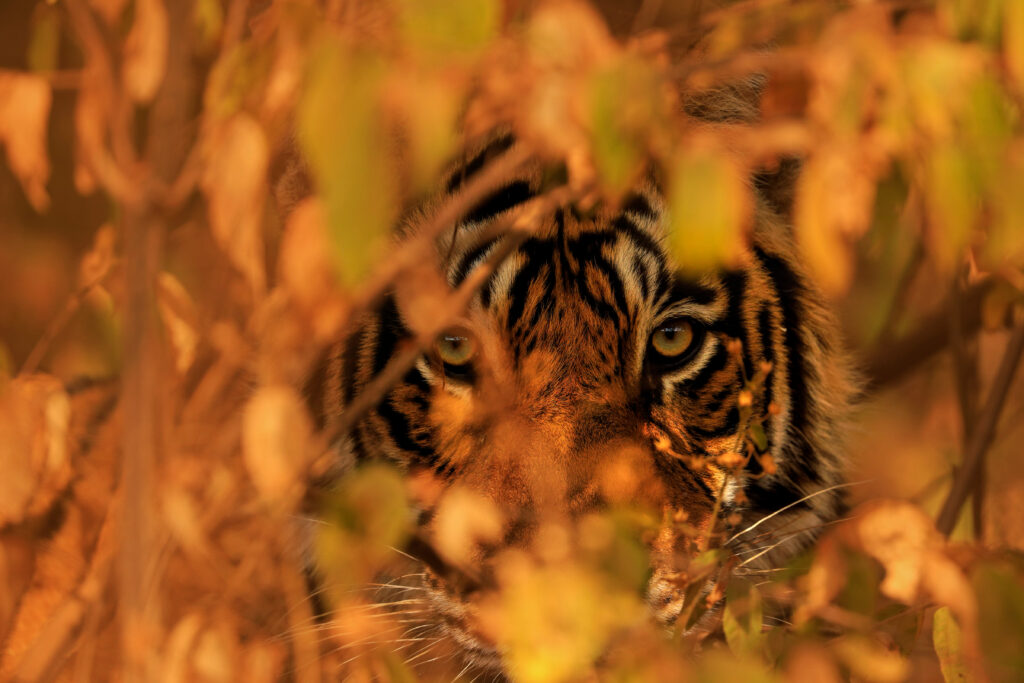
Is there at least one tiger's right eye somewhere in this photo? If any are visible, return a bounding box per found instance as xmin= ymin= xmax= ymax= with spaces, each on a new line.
xmin=647 ymin=317 xmax=704 ymax=371
xmin=434 ymin=327 xmax=477 ymax=380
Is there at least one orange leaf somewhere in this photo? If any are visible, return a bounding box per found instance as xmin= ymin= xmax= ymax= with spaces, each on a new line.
xmin=122 ymin=0 xmax=169 ymax=103
xmin=202 ymin=114 xmax=268 ymax=296
xmin=0 ymin=71 xmax=51 ymax=211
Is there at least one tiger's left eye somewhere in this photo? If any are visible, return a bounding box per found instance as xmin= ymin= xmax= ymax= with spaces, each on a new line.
xmin=648 ymin=318 xmax=702 ymax=368
xmin=434 ymin=328 xmax=477 ymax=378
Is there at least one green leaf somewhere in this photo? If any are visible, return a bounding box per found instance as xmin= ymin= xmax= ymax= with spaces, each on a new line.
xmin=750 ymin=422 xmax=768 ymax=453
xmin=724 ymin=580 xmax=764 ymax=659
xmin=193 ymin=0 xmax=224 ymax=50
xmin=27 ymin=5 xmax=61 ymax=73
xmin=298 ymin=41 xmax=394 ymax=286
xmin=922 ymin=142 xmax=975 ymax=274
xmin=395 ymin=0 xmax=498 ymax=58
xmin=667 ymin=146 xmax=747 ymax=275
xmin=973 ymin=561 xmax=1024 ymax=680
xmin=933 ymin=607 xmax=970 ymax=683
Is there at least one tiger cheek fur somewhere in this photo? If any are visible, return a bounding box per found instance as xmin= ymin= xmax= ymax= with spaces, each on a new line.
xmin=322 ymin=139 xmax=859 ymax=671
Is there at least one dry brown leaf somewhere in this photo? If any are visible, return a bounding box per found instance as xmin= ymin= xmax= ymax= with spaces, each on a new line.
xmin=122 ymin=0 xmax=169 ymax=103
xmin=278 ymin=198 xmax=348 ymax=342
xmin=0 ymin=376 xmax=71 ymax=528
xmin=202 ymin=114 xmax=269 ymax=297
xmin=0 ymin=71 xmax=52 ymax=211
xmin=433 ymin=486 xmax=504 ymax=566
xmin=241 ymin=385 xmax=313 ymax=507
xmin=157 ymin=272 xmax=199 ymax=375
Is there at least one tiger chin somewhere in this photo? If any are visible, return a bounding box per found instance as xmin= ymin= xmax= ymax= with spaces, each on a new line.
xmin=311 ymin=133 xmax=860 ymax=677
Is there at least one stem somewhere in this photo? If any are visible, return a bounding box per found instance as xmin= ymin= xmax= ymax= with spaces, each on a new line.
xmin=936 ymin=318 xmax=1024 ymax=536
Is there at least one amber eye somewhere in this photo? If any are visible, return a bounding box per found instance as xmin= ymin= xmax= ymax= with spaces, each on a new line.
xmin=648 ymin=318 xmax=702 ymax=368
xmin=434 ymin=328 xmax=477 ymax=378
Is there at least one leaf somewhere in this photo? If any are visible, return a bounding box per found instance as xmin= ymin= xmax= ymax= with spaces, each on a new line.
xmin=0 ymin=71 xmax=52 ymax=211
xmin=1007 ymin=0 xmax=1024 ymax=95
xmin=27 ymin=5 xmax=61 ymax=74
xmin=933 ymin=607 xmax=970 ymax=683
xmin=723 ymin=581 xmax=764 ymax=658
xmin=278 ymin=198 xmax=349 ymax=341
xmin=157 ymin=272 xmax=199 ymax=375
xmin=202 ymin=113 xmax=268 ymax=296
xmin=241 ymin=385 xmax=313 ymax=507
xmin=972 ymin=562 xmax=1024 ymax=680
xmin=395 ymin=0 xmax=498 ymax=58
xmin=922 ymin=142 xmax=975 ymax=274
xmin=832 ymin=635 xmax=910 ymax=683
xmin=88 ymin=0 xmax=129 ymax=25
xmin=432 ymin=487 xmax=504 ymax=567
xmin=298 ymin=42 xmax=393 ymax=286
xmin=122 ymin=0 xmax=169 ymax=103
xmin=0 ymin=376 xmax=71 ymax=527
xmin=667 ymin=143 xmax=748 ymax=275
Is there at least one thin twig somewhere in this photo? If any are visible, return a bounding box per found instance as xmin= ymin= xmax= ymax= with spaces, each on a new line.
xmin=937 ymin=317 xmax=1024 ymax=536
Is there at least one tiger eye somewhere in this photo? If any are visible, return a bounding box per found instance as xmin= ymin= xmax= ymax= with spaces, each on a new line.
xmin=435 ymin=329 xmax=477 ymax=367
xmin=650 ymin=319 xmax=695 ymax=358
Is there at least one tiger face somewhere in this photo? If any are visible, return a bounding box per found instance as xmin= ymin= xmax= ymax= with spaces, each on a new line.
xmin=323 ymin=137 xmax=858 ymax=672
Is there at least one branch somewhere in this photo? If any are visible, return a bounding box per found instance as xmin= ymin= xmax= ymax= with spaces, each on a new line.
xmin=936 ymin=318 xmax=1024 ymax=536
xmin=862 ymin=279 xmax=994 ymax=391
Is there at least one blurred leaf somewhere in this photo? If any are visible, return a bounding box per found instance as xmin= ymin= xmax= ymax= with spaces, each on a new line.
xmin=833 ymin=635 xmax=910 ymax=683
xmin=242 ymin=385 xmax=314 ymax=508
xmin=157 ymin=272 xmax=199 ymax=376
xmin=299 ymin=42 xmax=393 ymax=286
xmin=316 ymin=464 xmax=411 ymax=594
xmin=667 ymin=145 xmax=747 ymax=275
xmin=433 ymin=486 xmax=504 ymax=567
xmin=27 ymin=5 xmax=61 ymax=73
xmin=933 ymin=607 xmax=970 ymax=683
xmin=193 ymin=0 xmax=224 ymax=50
xmin=588 ymin=56 xmax=663 ymax=194
xmin=1007 ymin=0 xmax=1024 ymax=94
xmin=972 ymin=562 xmax=1024 ymax=680
xmin=201 ymin=113 xmax=268 ymax=296
xmin=395 ymin=0 xmax=498 ymax=58
xmin=724 ymin=581 xmax=764 ymax=658
xmin=122 ymin=0 xmax=169 ymax=103
xmin=0 ymin=70 xmax=51 ymax=211
xmin=749 ymin=422 xmax=768 ymax=453
xmin=696 ymin=648 xmax=778 ymax=683
xmin=922 ymin=142 xmax=975 ymax=274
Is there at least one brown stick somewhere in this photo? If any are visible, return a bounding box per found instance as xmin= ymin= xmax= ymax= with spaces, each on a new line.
xmin=936 ymin=319 xmax=1024 ymax=536
xmin=862 ymin=279 xmax=993 ymax=391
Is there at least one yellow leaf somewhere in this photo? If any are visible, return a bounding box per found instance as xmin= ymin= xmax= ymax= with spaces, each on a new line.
xmin=157 ymin=272 xmax=199 ymax=375
xmin=667 ymin=143 xmax=748 ymax=275
xmin=432 ymin=487 xmax=504 ymax=567
xmin=27 ymin=5 xmax=61 ymax=74
xmin=395 ymin=0 xmax=498 ymax=58
xmin=1007 ymin=0 xmax=1024 ymax=95
xmin=122 ymin=0 xmax=169 ymax=103
xmin=78 ymin=224 xmax=117 ymax=289
xmin=832 ymin=635 xmax=909 ymax=683
xmin=0 ymin=71 xmax=51 ymax=211
xmin=922 ymin=142 xmax=975 ymax=274
xmin=933 ymin=607 xmax=971 ymax=683
xmin=298 ymin=42 xmax=393 ymax=286
xmin=202 ymin=113 xmax=268 ymax=296
xmin=278 ymin=198 xmax=349 ymax=342
xmin=241 ymin=385 xmax=313 ymax=507
xmin=0 ymin=376 xmax=71 ymax=527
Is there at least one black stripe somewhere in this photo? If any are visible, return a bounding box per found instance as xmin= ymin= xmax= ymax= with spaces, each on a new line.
xmin=464 ymin=180 xmax=534 ymax=225
xmin=622 ymin=192 xmax=657 ymax=220
xmin=718 ymin=271 xmax=754 ymax=378
xmin=752 ymin=247 xmax=808 ymax=436
xmin=445 ymin=133 xmax=515 ymax=193
xmin=612 ymin=216 xmax=663 ymax=259
xmin=452 ymin=235 xmax=501 ymax=286
xmin=689 ymin=405 xmax=740 ymax=440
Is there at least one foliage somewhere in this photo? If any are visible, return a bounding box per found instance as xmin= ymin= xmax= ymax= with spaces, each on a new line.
xmin=0 ymin=0 xmax=1023 ymax=681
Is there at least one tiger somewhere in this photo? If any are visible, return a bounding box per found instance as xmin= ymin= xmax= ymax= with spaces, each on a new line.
xmin=312 ymin=113 xmax=860 ymax=674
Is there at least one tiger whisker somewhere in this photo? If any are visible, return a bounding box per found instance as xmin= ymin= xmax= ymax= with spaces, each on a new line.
xmin=725 ymin=479 xmax=870 ymax=545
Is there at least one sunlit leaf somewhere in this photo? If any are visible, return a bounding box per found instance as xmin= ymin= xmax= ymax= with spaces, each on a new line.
xmin=832 ymin=635 xmax=910 ymax=683
xmin=922 ymin=142 xmax=975 ymax=275
xmin=122 ymin=0 xmax=169 ymax=103
xmin=242 ymin=385 xmax=313 ymax=507
xmin=298 ymin=41 xmax=393 ymax=286
xmin=157 ymin=272 xmax=199 ymax=376
xmin=193 ymin=0 xmax=224 ymax=51
xmin=933 ymin=607 xmax=970 ymax=683
xmin=667 ymin=144 xmax=748 ymax=275
xmin=0 ymin=70 xmax=51 ymax=211
xmin=202 ymin=113 xmax=268 ymax=296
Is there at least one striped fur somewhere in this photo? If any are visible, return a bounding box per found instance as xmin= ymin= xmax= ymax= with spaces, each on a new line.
xmin=319 ymin=134 xmax=859 ymax=669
